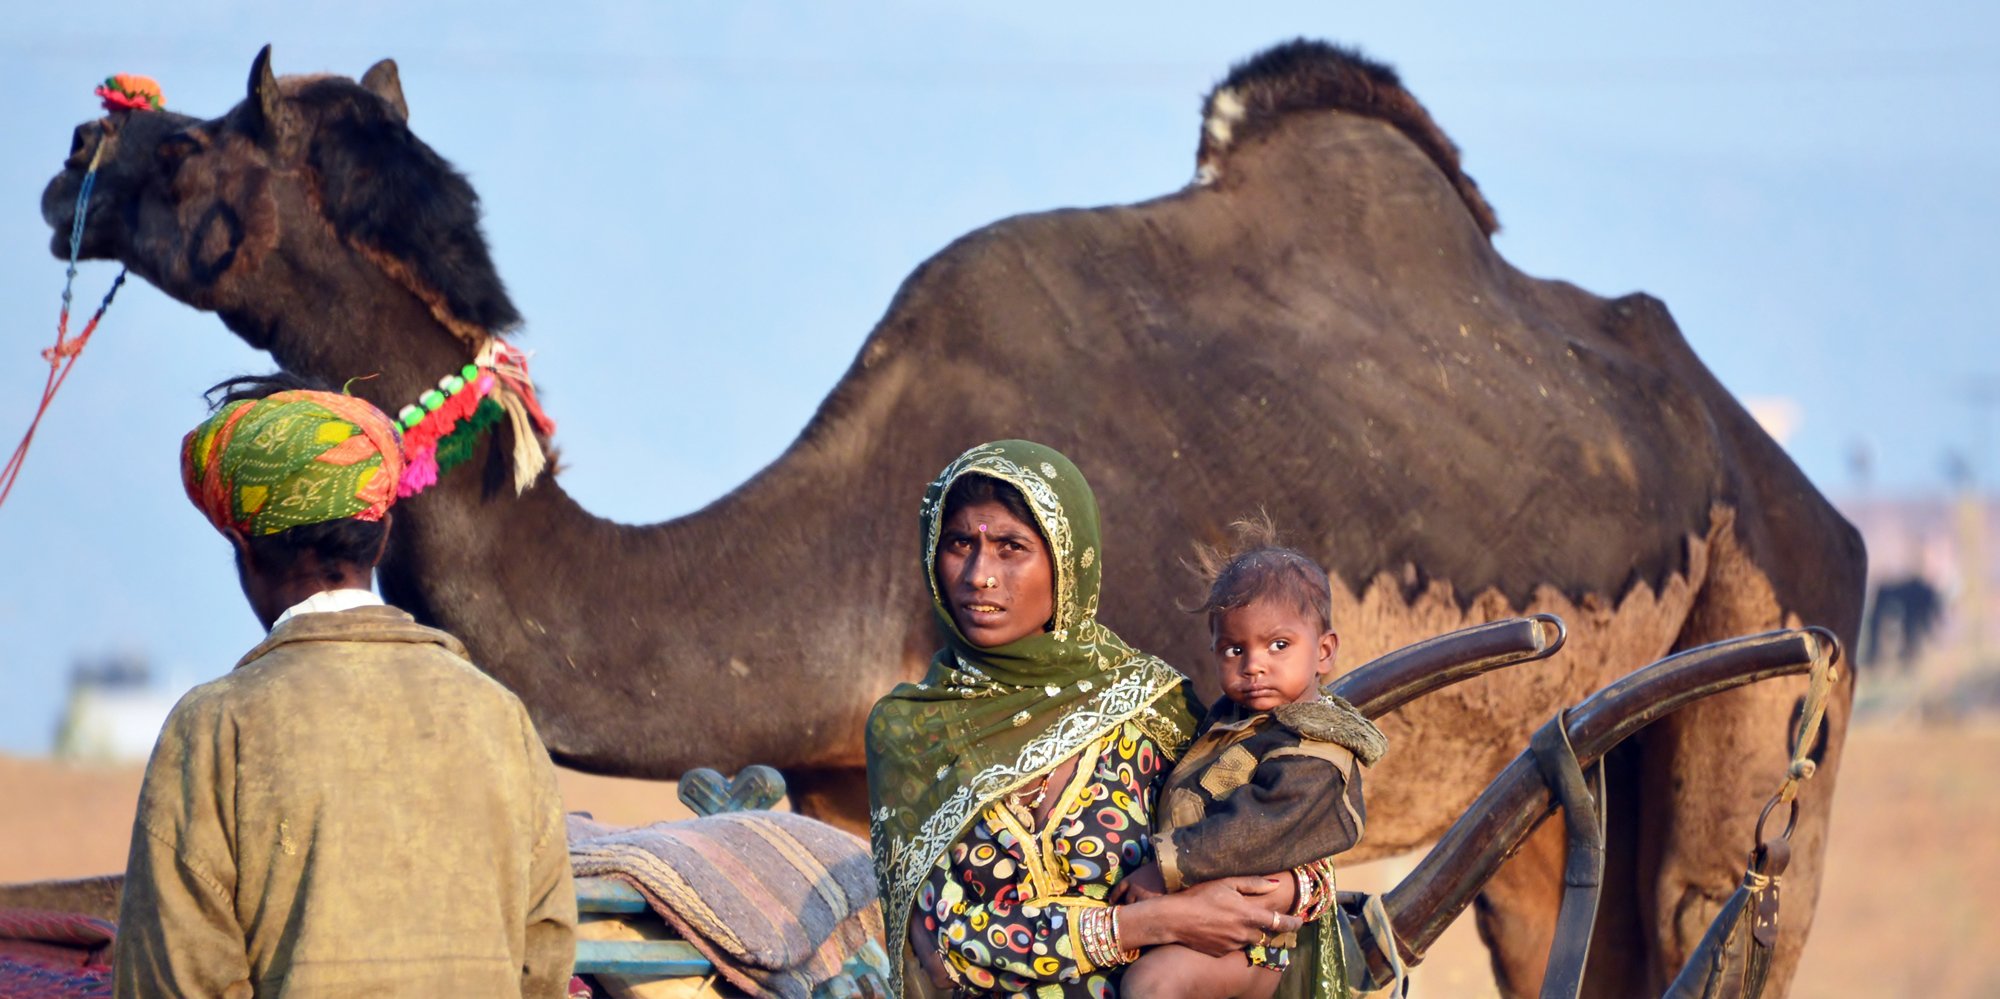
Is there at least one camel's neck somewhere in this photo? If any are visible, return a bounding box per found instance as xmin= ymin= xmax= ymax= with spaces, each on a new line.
xmin=220 ymin=236 xmax=925 ymax=776
xmin=220 ymin=245 xmax=473 ymax=411
xmin=385 ymin=406 xmax=925 ymax=776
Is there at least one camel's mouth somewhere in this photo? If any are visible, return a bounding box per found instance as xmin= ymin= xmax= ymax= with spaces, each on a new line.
xmin=42 ymin=110 xmax=198 ymax=262
xmin=41 ymin=167 xmax=123 ymax=263
xmin=41 ymin=169 xmax=85 ymax=256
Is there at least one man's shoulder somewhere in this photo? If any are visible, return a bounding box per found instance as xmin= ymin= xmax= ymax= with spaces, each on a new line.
xmin=231 ymin=610 xmax=524 ymax=710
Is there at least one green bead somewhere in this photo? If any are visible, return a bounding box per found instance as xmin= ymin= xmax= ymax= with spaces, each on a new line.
xmin=439 ymin=374 xmax=466 ymax=395
xmin=398 ymin=405 xmax=424 ymax=427
xmin=461 ymin=364 xmax=479 ymax=381
xmin=420 ymin=389 xmax=446 ymax=412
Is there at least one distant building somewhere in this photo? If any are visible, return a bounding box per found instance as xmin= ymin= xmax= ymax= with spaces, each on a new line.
xmin=53 ymin=654 xmax=176 ymax=762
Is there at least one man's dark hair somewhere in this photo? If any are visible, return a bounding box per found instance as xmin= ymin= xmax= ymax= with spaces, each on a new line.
xmin=203 ymin=373 xmax=390 ymax=578
xmin=1191 ymin=515 xmax=1335 ymax=637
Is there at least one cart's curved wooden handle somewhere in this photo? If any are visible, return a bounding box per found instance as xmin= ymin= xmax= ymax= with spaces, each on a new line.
xmin=1352 ymin=627 xmax=1839 ymax=983
xmin=1330 ymin=613 xmax=1567 ymax=718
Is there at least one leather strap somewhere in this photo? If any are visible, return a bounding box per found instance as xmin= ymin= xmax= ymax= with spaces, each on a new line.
xmin=1529 ymin=711 xmax=1606 ymax=999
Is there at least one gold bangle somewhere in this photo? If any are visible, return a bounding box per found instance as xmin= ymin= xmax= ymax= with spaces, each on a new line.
xmin=1110 ymin=905 xmax=1140 ymax=964
xmin=1080 ymin=907 xmax=1114 ymax=968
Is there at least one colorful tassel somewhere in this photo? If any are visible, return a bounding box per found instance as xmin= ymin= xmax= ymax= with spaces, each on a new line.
xmin=434 ymin=397 xmax=505 ymax=475
xmin=392 ymin=339 xmax=553 ymax=499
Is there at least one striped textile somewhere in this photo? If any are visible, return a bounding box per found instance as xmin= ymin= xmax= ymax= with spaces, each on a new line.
xmin=568 ymin=813 xmax=883 ymax=999
xmin=0 ymin=960 xmax=111 ymax=999
xmin=0 ymin=909 xmax=115 ymax=999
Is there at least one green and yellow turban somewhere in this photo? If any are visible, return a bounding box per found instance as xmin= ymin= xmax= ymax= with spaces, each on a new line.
xmin=180 ymin=390 xmax=403 ymax=537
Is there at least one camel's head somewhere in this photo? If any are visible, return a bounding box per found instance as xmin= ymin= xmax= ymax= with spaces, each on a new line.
xmin=41 ymin=45 xmax=518 ymax=366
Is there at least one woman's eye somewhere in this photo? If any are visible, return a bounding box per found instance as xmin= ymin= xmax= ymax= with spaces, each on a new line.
xmin=1271 ymin=640 xmax=1289 ymax=651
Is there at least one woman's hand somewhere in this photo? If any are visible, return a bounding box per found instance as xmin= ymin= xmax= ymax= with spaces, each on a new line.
xmin=1117 ymin=876 xmax=1303 ymax=957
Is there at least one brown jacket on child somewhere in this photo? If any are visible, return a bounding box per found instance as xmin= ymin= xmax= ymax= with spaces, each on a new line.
xmin=1153 ymin=691 xmax=1388 ymax=939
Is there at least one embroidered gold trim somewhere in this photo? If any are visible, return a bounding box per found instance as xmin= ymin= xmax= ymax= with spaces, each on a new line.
xmin=1199 ymin=744 xmax=1260 ymax=798
xmin=1156 ymin=831 xmax=1185 ymax=892
xmin=1166 ymin=787 xmax=1208 ymax=831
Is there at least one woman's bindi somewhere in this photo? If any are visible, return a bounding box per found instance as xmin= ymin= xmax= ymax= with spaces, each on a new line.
xmin=977 ymin=523 xmax=988 ymax=533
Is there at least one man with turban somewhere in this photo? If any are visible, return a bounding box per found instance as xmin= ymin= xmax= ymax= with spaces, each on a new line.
xmin=114 ymin=377 xmax=576 ymax=997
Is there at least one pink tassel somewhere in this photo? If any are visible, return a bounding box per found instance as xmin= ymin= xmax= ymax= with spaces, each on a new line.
xmin=397 ymin=446 xmax=439 ymax=497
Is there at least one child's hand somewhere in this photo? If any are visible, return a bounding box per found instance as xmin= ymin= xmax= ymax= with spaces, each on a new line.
xmin=1110 ymin=861 xmax=1167 ymax=904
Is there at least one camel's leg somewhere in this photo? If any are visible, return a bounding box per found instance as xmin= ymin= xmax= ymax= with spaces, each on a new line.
xmin=1629 ymin=530 xmax=1853 ymax=995
xmin=1469 ymin=739 xmax=1652 ymax=998
xmin=1470 ymin=816 xmax=1564 ymax=997
xmin=1635 ymin=677 xmax=1845 ymax=994
xmin=783 ymin=766 xmax=873 ymax=837
xmin=1578 ymin=739 xmax=1649 ymax=999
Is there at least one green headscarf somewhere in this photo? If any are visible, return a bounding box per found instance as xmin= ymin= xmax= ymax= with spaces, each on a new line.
xmin=866 ymin=440 xmax=1199 ymax=995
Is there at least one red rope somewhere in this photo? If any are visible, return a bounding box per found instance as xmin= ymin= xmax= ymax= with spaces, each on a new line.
xmin=0 ymin=273 xmax=124 ymax=511
xmin=2 ymin=80 xmax=163 ymax=514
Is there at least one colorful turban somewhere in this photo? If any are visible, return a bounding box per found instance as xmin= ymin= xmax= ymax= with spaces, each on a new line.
xmin=180 ymin=390 xmax=403 ymax=537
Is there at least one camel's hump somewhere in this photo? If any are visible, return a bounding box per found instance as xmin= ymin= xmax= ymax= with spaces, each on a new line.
xmin=1194 ymin=39 xmax=1498 ymax=239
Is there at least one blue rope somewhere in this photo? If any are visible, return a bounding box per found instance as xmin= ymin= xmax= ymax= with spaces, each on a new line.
xmin=57 ymin=153 xmax=126 ymax=331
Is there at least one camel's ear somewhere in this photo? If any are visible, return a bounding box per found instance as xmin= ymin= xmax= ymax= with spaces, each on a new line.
xmin=360 ymin=59 xmax=408 ymax=122
xmin=244 ymin=44 xmax=294 ymax=147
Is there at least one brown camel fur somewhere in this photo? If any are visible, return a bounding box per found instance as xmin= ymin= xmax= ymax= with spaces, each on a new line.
xmin=35 ymin=41 xmax=1862 ymax=996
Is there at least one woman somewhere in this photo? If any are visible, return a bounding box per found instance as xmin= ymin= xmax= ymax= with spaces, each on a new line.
xmin=868 ymin=441 xmax=1300 ymax=998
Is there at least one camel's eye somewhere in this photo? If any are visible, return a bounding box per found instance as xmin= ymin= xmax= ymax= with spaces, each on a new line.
xmin=156 ymin=131 xmax=204 ymax=181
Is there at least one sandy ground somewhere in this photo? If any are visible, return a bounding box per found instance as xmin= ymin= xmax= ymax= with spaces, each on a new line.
xmin=3 ymin=722 xmax=1995 ymax=996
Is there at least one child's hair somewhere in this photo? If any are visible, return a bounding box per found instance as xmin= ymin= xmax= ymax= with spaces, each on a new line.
xmin=1191 ymin=515 xmax=1335 ymax=636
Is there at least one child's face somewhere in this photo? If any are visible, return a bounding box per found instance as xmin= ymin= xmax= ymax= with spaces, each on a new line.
xmin=1209 ymin=597 xmax=1338 ymax=712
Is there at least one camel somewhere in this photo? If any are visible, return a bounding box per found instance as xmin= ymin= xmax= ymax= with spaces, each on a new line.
xmin=38 ymin=41 xmax=1863 ymax=996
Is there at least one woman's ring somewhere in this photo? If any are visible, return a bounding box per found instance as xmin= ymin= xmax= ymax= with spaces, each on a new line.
xmin=1270 ymin=911 xmax=1281 ymax=931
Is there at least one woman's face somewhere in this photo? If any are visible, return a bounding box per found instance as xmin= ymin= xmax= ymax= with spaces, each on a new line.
xmin=936 ymin=498 xmax=1056 ymax=648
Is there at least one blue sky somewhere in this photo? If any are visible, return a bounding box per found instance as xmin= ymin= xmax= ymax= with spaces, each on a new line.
xmin=2 ymin=2 xmax=1994 ymax=753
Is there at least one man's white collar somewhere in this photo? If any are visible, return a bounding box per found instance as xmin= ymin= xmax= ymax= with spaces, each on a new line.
xmin=272 ymin=588 xmax=385 ymax=628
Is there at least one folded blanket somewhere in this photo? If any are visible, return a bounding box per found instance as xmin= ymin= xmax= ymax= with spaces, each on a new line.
xmin=0 ymin=909 xmax=115 ymax=999
xmin=568 ymin=813 xmax=883 ymax=999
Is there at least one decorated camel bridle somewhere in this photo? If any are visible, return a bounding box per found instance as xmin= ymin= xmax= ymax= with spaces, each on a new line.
xmin=1 ymin=75 xmax=558 ymax=513
xmin=0 ymin=76 xmax=156 ymax=512
xmin=388 ymin=337 xmax=556 ymax=498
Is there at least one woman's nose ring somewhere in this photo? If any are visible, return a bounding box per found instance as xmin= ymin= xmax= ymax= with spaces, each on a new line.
xmin=981 ymin=576 xmax=998 ymax=589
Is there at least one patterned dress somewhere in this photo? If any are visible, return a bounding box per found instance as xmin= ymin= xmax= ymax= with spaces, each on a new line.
xmin=916 ymin=721 xmax=1168 ymax=997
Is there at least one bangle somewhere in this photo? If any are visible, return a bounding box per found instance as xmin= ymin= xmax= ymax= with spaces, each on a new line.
xmin=1291 ymin=860 xmax=1337 ymax=923
xmin=1110 ymin=905 xmax=1140 ymax=963
xmin=1079 ymin=907 xmax=1138 ymax=968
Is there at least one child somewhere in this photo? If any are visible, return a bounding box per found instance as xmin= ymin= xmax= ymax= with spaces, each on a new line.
xmin=1113 ymin=529 xmax=1387 ymax=999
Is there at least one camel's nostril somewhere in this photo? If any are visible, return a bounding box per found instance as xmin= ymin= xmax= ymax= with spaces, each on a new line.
xmin=66 ymin=122 xmax=104 ymax=168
